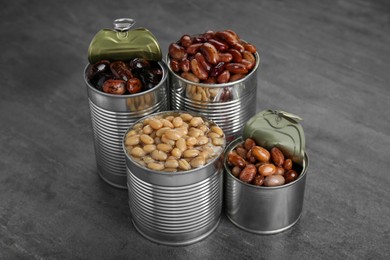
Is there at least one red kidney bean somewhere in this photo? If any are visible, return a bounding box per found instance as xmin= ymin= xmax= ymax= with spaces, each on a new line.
xmin=225 ymin=63 xmax=248 ymax=74
xmin=219 ymin=53 xmax=233 ymax=63
xmin=232 ymin=42 xmax=245 ymax=53
xmin=170 ymin=59 xmax=180 ymax=72
xmin=203 ymin=77 xmax=217 ymax=84
xmin=169 ymin=43 xmax=186 ymax=60
xmin=215 ymin=30 xmax=238 ymax=45
xmin=229 ymin=74 xmax=246 ymax=82
xmin=195 ymin=52 xmax=211 ymax=72
xmin=208 ymin=38 xmax=229 ymax=52
xmin=179 ymin=58 xmax=190 ymax=72
xmin=217 ymin=70 xmax=230 ymax=83
xmin=242 ymin=50 xmax=256 ymax=67
xmin=180 ymin=35 xmax=192 ymax=48
xmin=181 ymin=72 xmax=200 ymax=83
xmin=190 ymin=58 xmax=208 ymax=80
xmin=186 ymin=43 xmax=203 ymax=55
xmin=241 ymin=59 xmax=254 ymax=70
xmin=200 ymin=42 xmax=219 ymax=64
xmin=243 ymin=43 xmax=257 ymax=53
xmin=209 ymin=62 xmax=225 ymax=77
xmin=228 ymin=49 xmax=242 ymax=62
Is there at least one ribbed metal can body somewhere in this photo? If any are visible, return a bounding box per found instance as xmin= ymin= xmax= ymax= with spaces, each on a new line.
xmin=84 ymin=61 xmax=168 ymax=189
xmin=224 ymin=137 xmax=309 ymax=234
xmin=123 ymin=111 xmax=225 ymax=245
xmin=168 ymin=52 xmax=259 ymax=143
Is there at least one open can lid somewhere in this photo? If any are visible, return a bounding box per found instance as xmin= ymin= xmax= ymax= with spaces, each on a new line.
xmin=88 ymin=18 xmax=162 ymax=64
xmin=242 ymin=110 xmax=305 ymax=164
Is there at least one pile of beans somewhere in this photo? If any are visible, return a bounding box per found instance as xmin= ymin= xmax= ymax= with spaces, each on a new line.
xmin=227 ymin=138 xmax=300 ymax=187
xmin=87 ymin=58 xmax=163 ymax=95
xmin=168 ymin=30 xmax=257 ymax=84
xmin=124 ymin=112 xmax=225 ymax=172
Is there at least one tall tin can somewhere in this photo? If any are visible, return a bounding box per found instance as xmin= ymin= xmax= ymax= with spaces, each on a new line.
xmin=167 ymin=49 xmax=260 ymax=143
xmin=123 ymin=111 xmax=226 ymax=245
xmin=224 ymin=110 xmax=309 ymax=234
xmin=84 ymin=18 xmax=167 ymax=188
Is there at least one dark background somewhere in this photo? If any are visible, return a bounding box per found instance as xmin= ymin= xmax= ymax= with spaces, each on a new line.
xmin=1 ymin=0 xmax=389 ymax=259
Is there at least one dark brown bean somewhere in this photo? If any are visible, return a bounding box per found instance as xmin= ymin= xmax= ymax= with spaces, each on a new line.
xmin=179 ymin=58 xmax=190 ymax=72
xmin=180 ymin=35 xmax=192 ymax=48
xmin=244 ymin=138 xmax=256 ymax=150
xmin=169 ymin=43 xmax=186 ymax=60
xmin=110 ymin=61 xmax=133 ymax=81
xmin=170 ymin=59 xmax=180 ymax=72
xmin=102 ymin=79 xmax=126 ymax=95
xmin=186 ymin=43 xmax=203 ymax=55
xmin=284 ymin=169 xmax=299 ymax=183
xmin=210 ymin=62 xmax=225 ymax=77
xmin=252 ymin=174 xmax=264 ymax=186
xmin=283 ymin=159 xmax=293 ymax=170
xmin=215 ymin=30 xmax=238 ymax=45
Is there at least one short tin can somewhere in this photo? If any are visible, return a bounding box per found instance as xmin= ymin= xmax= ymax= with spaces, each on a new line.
xmin=167 ymin=43 xmax=260 ymax=143
xmin=84 ymin=18 xmax=167 ymax=188
xmin=224 ymin=110 xmax=309 ymax=234
xmin=123 ymin=111 xmax=226 ymax=245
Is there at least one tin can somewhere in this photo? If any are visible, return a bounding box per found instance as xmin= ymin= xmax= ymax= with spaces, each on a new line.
xmin=167 ymin=50 xmax=260 ymax=143
xmin=84 ymin=18 xmax=167 ymax=188
xmin=123 ymin=111 xmax=226 ymax=245
xmin=84 ymin=62 xmax=168 ymax=188
xmin=224 ymin=110 xmax=308 ymax=234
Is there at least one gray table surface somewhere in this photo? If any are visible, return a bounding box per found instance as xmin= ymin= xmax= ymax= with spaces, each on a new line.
xmin=1 ymin=0 xmax=389 ymax=259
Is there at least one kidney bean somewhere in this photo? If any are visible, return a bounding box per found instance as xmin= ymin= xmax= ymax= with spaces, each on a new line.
xmin=232 ymin=42 xmax=245 ymax=53
xmin=229 ymin=74 xmax=246 ymax=82
xmin=170 ymin=59 xmax=180 ymax=72
xmin=203 ymin=77 xmax=217 ymax=84
xmin=200 ymin=42 xmax=219 ymax=64
xmin=208 ymin=38 xmax=229 ymax=52
xmin=219 ymin=53 xmax=233 ymax=63
xmin=228 ymin=49 xmax=242 ymax=62
xmin=225 ymin=63 xmax=248 ymax=74
xmin=179 ymin=58 xmax=190 ymax=72
xmin=264 ymin=175 xmax=285 ymax=187
xmin=169 ymin=43 xmax=186 ymax=60
xmin=215 ymin=30 xmax=238 ymax=45
xmin=284 ymin=170 xmax=299 ymax=183
xmin=209 ymin=62 xmax=225 ymax=77
xmin=243 ymin=43 xmax=257 ymax=53
xmin=128 ymin=58 xmax=150 ymax=74
xmin=195 ymin=52 xmax=211 ymax=72
xmin=217 ymin=70 xmax=230 ymax=83
xmin=181 ymin=72 xmax=200 ymax=83
xmin=126 ymin=78 xmax=142 ymax=94
xmin=180 ymin=34 xmax=192 ymax=48
xmin=190 ymin=58 xmax=208 ymax=80
xmin=239 ymin=164 xmax=257 ymax=183
xmin=241 ymin=59 xmax=254 ymax=70
xmin=186 ymin=43 xmax=203 ymax=55
xmin=242 ymin=50 xmax=256 ymax=66
xmin=102 ymin=79 xmax=126 ymax=95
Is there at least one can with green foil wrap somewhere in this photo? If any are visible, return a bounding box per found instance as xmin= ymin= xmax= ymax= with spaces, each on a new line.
xmin=84 ymin=18 xmax=168 ymax=189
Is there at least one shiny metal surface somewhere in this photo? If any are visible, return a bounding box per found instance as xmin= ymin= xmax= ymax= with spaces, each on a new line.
xmin=167 ymin=52 xmax=260 ymax=143
xmin=224 ymin=137 xmax=309 ymax=234
xmin=123 ymin=111 xmax=225 ymax=245
xmin=84 ymin=61 xmax=168 ymax=189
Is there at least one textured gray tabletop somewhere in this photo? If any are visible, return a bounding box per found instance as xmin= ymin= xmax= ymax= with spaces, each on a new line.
xmin=1 ymin=0 xmax=389 ymax=259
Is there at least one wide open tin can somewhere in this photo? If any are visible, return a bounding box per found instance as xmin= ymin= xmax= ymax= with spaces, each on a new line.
xmin=123 ymin=111 xmax=226 ymax=245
